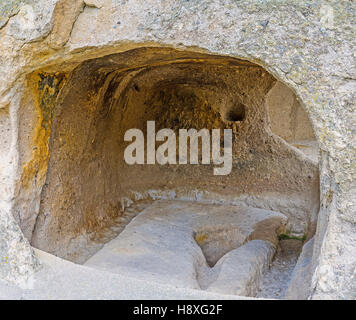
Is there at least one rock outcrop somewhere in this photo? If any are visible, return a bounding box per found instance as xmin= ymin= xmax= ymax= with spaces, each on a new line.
xmin=0 ymin=0 xmax=355 ymax=299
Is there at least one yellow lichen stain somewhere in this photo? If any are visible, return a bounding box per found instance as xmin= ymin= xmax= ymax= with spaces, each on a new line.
xmin=194 ymin=233 xmax=207 ymax=244
xmin=20 ymin=72 xmax=67 ymax=190
xmin=325 ymin=189 xmax=333 ymax=208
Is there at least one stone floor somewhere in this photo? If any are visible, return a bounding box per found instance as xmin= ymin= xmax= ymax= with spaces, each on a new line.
xmin=84 ymin=200 xmax=288 ymax=297
xmin=1 ymin=199 xmax=305 ymax=299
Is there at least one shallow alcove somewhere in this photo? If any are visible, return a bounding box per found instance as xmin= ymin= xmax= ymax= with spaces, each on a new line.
xmin=18 ymin=47 xmax=320 ymax=298
xmin=266 ymin=81 xmax=318 ymax=162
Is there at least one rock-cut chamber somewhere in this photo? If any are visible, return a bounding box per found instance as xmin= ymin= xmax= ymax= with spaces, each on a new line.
xmin=17 ymin=47 xmax=320 ymax=298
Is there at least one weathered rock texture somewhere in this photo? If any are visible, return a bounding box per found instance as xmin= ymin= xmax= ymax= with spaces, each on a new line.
xmin=284 ymin=237 xmax=315 ymax=299
xmin=28 ymin=48 xmax=318 ymax=261
xmin=85 ymin=200 xmax=286 ymax=296
xmin=266 ymin=81 xmax=315 ymax=143
xmin=0 ymin=0 xmax=355 ymax=299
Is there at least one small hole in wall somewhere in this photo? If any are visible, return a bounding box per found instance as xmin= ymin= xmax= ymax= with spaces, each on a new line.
xmin=225 ymin=103 xmax=246 ymax=122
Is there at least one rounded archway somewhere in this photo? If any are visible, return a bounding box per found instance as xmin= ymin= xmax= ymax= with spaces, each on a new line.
xmin=15 ymin=47 xmax=320 ymax=298
xmin=0 ymin=0 xmax=353 ymax=301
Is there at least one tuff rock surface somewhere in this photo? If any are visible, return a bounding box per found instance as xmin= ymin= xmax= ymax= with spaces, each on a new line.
xmin=85 ymin=200 xmax=286 ymax=296
xmin=0 ymin=0 xmax=355 ymax=299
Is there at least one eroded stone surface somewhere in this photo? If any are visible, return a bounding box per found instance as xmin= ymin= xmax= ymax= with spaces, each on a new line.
xmin=0 ymin=207 xmax=39 ymax=286
xmin=0 ymin=0 xmax=354 ymax=299
xmin=207 ymin=240 xmax=275 ymax=296
xmin=257 ymin=239 xmax=303 ymax=299
xmin=284 ymin=237 xmax=315 ymax=300
xmin=0 ymin=248 xmax=250 ymax=300
xmin=85 ymin=200 xmax=286 ymax=295
xmin=266 ymin=81 xmax=315 ymax=143
xmin=28 ymin=49 xmax=318 ymax=261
